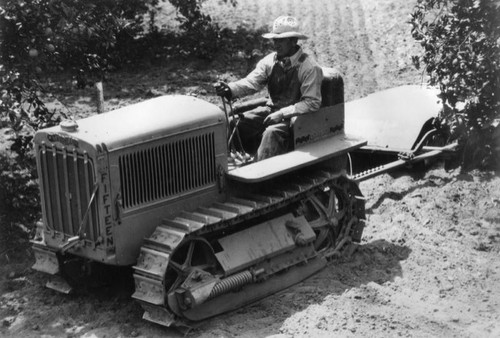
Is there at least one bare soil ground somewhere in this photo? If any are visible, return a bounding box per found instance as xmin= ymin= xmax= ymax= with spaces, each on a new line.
xmin=1 ymin=0 xmax=499 ymax=337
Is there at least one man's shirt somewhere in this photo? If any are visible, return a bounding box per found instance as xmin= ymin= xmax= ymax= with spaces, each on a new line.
xmin=228 ymin=47 xmax=323 ymax=118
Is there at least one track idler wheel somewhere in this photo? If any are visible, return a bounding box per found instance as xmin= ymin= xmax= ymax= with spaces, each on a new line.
xmin=164 ymin=238 xmax=220 ymax=315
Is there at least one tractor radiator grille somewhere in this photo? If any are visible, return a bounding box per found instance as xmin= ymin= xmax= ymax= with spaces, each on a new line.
xmin=119 ymin=132 xmax=216 ymax=210
xmin=38 ymin=145 xmax=100 ymax=241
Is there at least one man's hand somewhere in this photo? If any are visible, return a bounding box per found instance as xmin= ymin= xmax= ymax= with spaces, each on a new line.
xmin=263 ymin=111 xmax=284 ymax=126
xmin=214 ymin=81 xmax=232 ymax=100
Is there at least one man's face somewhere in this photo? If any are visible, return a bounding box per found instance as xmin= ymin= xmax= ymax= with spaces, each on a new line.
xmin=273 ymin=38 xmax=296 ymax=58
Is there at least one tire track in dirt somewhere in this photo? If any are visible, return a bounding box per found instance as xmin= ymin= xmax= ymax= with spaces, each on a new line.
xmin=359 ymin=0 xmax=423 ymax=90
xmin=326 ymin=0 xmax=377 ymax=100
xmin=347 ymin=0 xmax=379 ymax=99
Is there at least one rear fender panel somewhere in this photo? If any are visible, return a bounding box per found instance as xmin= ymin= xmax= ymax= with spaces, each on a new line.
xmin=345 ymin=85 xmax=442 ymax=152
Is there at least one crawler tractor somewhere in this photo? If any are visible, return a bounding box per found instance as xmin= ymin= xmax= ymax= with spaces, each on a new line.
xmin=31 ymin=68 xmax=449 ymax=327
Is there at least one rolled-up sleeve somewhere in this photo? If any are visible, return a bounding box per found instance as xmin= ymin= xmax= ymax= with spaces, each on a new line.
xmin=228 ymin=54 xmax=273 ymax=98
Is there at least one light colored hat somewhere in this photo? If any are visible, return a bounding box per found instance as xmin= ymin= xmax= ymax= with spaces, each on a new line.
xmin=262 ymin=16 xmax=308 ymax=40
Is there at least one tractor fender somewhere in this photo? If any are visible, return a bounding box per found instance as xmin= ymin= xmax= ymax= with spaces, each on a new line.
xmin=345 ymin=85 xmax=442 ymax=152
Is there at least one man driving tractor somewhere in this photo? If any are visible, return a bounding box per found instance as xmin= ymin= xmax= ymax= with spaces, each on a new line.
xmin=215 ymin=15 xmax=323 ymax=161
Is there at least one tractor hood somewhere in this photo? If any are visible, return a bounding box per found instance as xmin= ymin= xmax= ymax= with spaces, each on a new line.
xmin=35 ymin=95 xmax=225 ymax=152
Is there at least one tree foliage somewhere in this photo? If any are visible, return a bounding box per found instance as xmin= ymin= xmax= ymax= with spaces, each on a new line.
xmin=1 ymin=0 xmax=161 ymax=160
xmin=168 ymin=0 xmax=237 ymax=58
xmin=1 ymin=0 xmax=160 ymax=84
xmin=410 ymin=0 xmax=500 ymax=168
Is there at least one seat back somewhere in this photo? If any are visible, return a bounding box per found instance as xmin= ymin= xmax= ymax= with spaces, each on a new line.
xmin=321 ymin=67 xmax=344 ymax=107
xmin=292 ymin=67 xmax=345 ymax=148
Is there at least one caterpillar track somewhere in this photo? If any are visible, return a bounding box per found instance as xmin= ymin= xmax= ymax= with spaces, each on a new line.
xmin=132 ymin=167 xmax=365 ymax=327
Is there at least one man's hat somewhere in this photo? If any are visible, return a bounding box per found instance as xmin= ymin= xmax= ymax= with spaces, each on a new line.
xmin=262 ymin=16 xmax=308 ymax=40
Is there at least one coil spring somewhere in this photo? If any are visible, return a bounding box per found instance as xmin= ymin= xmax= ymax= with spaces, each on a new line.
xmin=209 ymin=270 xmax=253 ymax=299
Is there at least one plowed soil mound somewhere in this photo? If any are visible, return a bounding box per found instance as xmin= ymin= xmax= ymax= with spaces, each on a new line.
xmin=1 ymin=1 xmax=499 ymax=337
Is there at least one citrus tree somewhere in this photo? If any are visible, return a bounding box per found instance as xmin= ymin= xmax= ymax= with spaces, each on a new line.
xmin=410 ymin=0 xmax=500 ymax=168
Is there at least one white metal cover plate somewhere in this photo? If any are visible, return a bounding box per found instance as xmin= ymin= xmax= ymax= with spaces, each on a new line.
xmin=215 ymin=214 xmax=315 ymax=274
xmin=345 ymin=85 xmax=441 ymax=151
xmin=227 ymin=133 xmax=366 ymax=183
